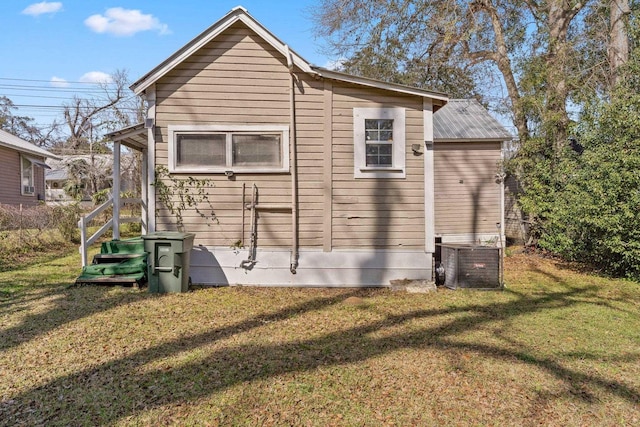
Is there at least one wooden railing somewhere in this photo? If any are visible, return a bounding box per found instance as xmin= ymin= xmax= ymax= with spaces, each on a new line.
xmin=77 ymin=194 xmax=145 ymax=266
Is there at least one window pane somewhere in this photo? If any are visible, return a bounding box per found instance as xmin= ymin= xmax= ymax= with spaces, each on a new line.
xmin=380 ymin=130 xmax=393 ymax=141
xmin=364 ymin=119 xmax=393 ymax=141
xmin=379 ymin=119 xmax=393 ymax=130
xmin=364 ymin=119 xmax=378 ymax=130
xmin=366 ymin=143 xmax=393 ymax=166
xmin=232 ymin=134 xmax=281 ymax=167
xmin=176 ymin=134 xmax=226 ymax=167
xmin=22 ymin=157 xmax=34 ymax=193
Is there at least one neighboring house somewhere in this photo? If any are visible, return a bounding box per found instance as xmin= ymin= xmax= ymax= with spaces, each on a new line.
xmin=46 ymin=154 xmax=139 ymax=204
xmin=0 ymin=128 xmax=60 ymax=207
xmin=45 ymin=167 xmax=72 ymax=204
xmin=109 ymin=6 xmax=511 ymax=286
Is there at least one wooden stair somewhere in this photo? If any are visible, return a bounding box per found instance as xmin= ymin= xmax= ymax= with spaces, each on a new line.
xmin=76 ymin=238 xmax=147 ymax=286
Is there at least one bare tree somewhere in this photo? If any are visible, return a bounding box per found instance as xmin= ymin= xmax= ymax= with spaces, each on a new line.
xmin=312 ymin=0 xmax=605 ymax=149
xmin=57 ymin=69 xmax=145 ymax=201
xmin=62 ymin=69 xmax=136 ymax=151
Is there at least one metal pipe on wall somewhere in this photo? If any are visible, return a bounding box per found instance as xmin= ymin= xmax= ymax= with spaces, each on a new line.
xmin=285 ymin=45 xmax=299 ymax=274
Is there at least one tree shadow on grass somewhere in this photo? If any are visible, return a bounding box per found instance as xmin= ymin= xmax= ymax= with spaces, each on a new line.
xmin=0 ymin=282 xmax=150 ymax=352
xmin=2 ymin=283 xmax=639 ymax=425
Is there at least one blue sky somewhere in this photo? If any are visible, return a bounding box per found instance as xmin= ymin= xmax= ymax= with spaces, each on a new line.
xmin=1 ymin=1 xmax=332 ymax=128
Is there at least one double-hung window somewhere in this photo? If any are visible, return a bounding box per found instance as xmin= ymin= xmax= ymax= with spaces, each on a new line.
xmin=168 ymin=125 xmax=289 ymax=173
xmin=353 ymin=107 xmax=405 ymax=178
xmin=20 ymin=156 xmax=35 ymax=195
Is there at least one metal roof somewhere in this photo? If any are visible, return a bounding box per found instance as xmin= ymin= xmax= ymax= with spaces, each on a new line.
xmin=0 ymin=128 xmax=61 ymax=159
xmin=433 ymin=99 xmax=513 ymax=141
xmin=45 ymin=168 xmax=68 ymax=181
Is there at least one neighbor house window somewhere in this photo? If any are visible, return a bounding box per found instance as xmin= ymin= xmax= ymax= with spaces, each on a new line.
xmin=354 ymin=108 xmax=405 ymax=178
xmin=20 ymin=156 xmax=35 ymax=195
xmin=168 ymin=125 xmax=289 ymax=173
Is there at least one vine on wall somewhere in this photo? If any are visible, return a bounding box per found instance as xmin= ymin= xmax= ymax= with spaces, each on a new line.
xmin=153 ymin=166 xmax=218 ymax=231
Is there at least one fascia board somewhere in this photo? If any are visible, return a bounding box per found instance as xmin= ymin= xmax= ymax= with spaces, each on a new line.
xmin=314 ymin=68 xmax=449 ymax=103
xmin=434 ymin=137 xmax=513 ymax=143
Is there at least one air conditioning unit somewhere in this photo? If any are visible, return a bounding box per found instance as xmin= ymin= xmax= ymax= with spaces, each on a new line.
xmin=439 ymin=244 xmax=502 ymax=290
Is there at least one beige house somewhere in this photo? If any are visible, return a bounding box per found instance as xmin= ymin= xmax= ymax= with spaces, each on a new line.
xmin=109 ymin=7 xmax=511 ymax=286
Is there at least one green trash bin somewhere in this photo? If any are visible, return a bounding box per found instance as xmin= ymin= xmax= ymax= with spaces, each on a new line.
xmin=142 ymin=232 xmax=195 ymax=293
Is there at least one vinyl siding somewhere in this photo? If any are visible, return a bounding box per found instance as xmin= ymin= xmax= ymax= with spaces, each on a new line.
xmin=0 ymin=146 xmax=45 ymax=207
xmin=434 ymin=142 xmax=502 ymax=238
xmin=330 ymin=83 xmax=425 ymax=249
xmin=153 ymin=22 xmax=325 ymax=248
xmin=153 ymin=21 xmax=428 ymax=251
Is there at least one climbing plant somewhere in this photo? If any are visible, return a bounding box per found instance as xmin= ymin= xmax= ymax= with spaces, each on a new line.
xmin=152 ymin=165 xmax=217 ymax=231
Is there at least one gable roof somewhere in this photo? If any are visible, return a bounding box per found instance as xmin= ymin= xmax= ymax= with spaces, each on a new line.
xmin=433 ymin=99 xmax=513 ymax=141
xmin=131 ymin=6 xmax=448 ymax=104
xmin=0 ymin=128 xmax=61 ymax=160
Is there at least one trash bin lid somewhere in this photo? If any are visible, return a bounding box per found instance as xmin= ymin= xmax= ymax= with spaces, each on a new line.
xmin=142 ymin=232 xmax=195 ymax=240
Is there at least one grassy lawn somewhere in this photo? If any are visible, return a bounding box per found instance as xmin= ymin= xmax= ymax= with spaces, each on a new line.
xmin=1 ymin=248 xmax=639 ymax=426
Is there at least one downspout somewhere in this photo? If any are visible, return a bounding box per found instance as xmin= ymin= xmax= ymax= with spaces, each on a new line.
xmin=285 ymin=45 xmax=299 ymax=274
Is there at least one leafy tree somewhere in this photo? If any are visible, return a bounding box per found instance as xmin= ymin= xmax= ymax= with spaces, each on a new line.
xmin=313 ymin=0 xmax=604 ymax=146
xmin=516 ymin=9 xmax=640 ymax=278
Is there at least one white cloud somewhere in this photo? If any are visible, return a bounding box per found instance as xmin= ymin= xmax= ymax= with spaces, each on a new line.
xmin=79 ymin=71 xmax=113 ymax=84
xmin=84 ymin=7 xmax=170 ymax=37
xmin=22 ymin=2 xmax=63 ymax=16
xmin=50 ymin=76 xmax=69 ymax=87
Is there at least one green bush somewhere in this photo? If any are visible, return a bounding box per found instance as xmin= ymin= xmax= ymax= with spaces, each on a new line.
xmin=52 ymin=203 xmax=82 ymax=243
xmin=510 ymin=18 xmax=640 ymax=280
xmin=513 ymin=81 xmax=640 ymax=279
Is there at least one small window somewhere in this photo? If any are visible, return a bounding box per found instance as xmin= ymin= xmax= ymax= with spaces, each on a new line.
xmin=354 ymin=108 xmax=405 ymax=178
xmin=365 ymin=119 xmax=394 ymax=167
xmin=168 ymin=125 xmax=289 ymax=173
xmin=21 ymin=156 xmax=35 ymax=195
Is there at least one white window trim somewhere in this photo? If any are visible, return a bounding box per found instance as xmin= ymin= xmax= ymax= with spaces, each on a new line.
xmin=20 ymin=155 xmax=35 ymax=196
xmin=168 ymin=124 xmax=290 ymax=173
xmin=353 ymin=107 xmax=406 ymax=178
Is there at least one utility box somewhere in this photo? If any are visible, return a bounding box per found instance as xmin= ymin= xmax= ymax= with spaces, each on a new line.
xmin=142 ymin=232 xmax=195 ymax=293
xmin=439 ymin=244 xmax=502 ymax=290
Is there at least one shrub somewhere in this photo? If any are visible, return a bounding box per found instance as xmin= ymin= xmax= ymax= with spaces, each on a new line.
xmin=51 ymin=203 xmax=82 ymax=243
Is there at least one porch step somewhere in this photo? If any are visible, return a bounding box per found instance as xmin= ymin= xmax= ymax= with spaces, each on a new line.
xmin=100 ymin=237 xmax=145 ymax=255
xmin=76 ymin=237 xmax=148 ymax=286
xmin=93 ymin=253 xmax=145 ymax=264
xmin=75 ymin=274 xmax=143 ymax=286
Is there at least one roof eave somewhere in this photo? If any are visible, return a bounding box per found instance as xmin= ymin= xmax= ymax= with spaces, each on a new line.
xmin=434 ymin=137 xmax=514 ymax=142
xmin=313 ymin=67 xmax=449 ymax=103
xmin=107 ymin=122 xmax=147 ymax=150
xmin=0 ymin=139 xmax=61 ymax=161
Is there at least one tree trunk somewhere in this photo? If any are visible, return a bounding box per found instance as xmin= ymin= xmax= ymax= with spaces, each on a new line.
xmin=478 ymin=0 xmax=530 ymax=141
xmin=545 ymin=0 xmax=583 ymax=153
xmin=609 ymin=0 xmax=630 ymax=87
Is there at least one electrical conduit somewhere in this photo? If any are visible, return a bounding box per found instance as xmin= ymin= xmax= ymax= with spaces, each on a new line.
xmin=285 ymin=45 xmax=299 ymax=274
